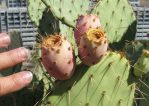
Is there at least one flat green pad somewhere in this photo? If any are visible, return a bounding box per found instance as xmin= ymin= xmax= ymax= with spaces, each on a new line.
xmin=43 ymin=52 xmax=135 ymax=106
xmin=91 ymin=0 xmax=136 ymax=43
xmin=41 ymin=0 xmax=90 ymax=27
xmin=27 ymin=0 xmax=46 ymax=26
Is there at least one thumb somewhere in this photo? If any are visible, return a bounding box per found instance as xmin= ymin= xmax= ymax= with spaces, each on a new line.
xmin=0 ymin=71 xmax=33 ymax=96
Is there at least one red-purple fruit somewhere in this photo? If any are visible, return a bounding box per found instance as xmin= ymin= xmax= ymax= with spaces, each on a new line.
xmin=74 ymin=14 xmax=101 ymax=44
xmin=41 ymin=35 xmax=75 ymax=80
xmin=78 ymin=28 xmax=108 ymax=66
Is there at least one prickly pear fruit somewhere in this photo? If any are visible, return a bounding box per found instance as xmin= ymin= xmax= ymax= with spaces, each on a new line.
xmin=41 ymin=35 xmax=75 ymax=80
xmin=74 ymin=14 xmax=101 ymax=44
xmin=78 ymin=28 xmax=108 ymax=66
xmin=134 ymin=50 xmax=149 ymax=77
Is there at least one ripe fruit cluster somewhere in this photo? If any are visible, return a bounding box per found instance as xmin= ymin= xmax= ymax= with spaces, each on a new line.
xmin=41 ymin=15 xmax=108 ymax=80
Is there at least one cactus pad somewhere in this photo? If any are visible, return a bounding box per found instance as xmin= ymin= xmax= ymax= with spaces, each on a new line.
xmin=137 ymin=72 xmax=149 ymax=106
xmin=41 ymin=0 xmax=90 ymax=27
xmin=124 ymin=41 xmax=144 ymax=65
xmin=91 ymin=0 xmax=136 ymax=43
xmin=42 ymin=52 xmax=135 ymax=106
xmin=27 ymin=0 xmax=46 ymax=26
xmin=134 ymin=50 xmax=149 ymax=77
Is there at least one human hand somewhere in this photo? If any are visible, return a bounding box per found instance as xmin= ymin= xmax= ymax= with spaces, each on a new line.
xmin=0 ymin=33 xmax=33 ymax=96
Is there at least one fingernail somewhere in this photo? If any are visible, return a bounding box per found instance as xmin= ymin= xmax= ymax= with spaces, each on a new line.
xmin=0 ymin=33 xmax=10 ymax=46
xmin=22 ymin=71 xmax=33 ymax=83
xmin=17 ymin=47 xmax=29 ymax=61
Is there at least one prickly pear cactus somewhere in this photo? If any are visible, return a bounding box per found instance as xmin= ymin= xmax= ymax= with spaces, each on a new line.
xmin=41 ymin=0 xmax=90 ymax=27
xmin=91 ymin=0 xmax=136 ymax=43
xmin=74 ymin=14 xmax=101 ymax=44
xmin=78 ymin=28 xmax=108 ymax=66
xmin=124 ymin=41 xmax=144 ymax=65
xmin=27 ymin=0 xmax=46 ymax=26
xmin=37 ymin=10 xmax=60 ymax=36
xmin=134 ymin=50 xmax=149 ymax=77
xmin=25 ymin=0 xmax=143 ymax=106
xmin=138 ymin=72 xmax=149 ymax=106
xmin=41 ymin=35 xmax=76 ymax=80
xmin=41 ymin=52 xmax=135 ymax=106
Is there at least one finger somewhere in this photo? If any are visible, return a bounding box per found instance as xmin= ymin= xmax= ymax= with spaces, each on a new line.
xmin=0 ymin=47 xmax=29 ymax=71
xmin=0 ymin=71 xmax=33 ymax=96
xmin=0 ymin=33 xmax=11 ymax=48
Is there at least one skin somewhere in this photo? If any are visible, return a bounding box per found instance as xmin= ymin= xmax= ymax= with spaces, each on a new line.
xmin=0 ymin=33 xmax=33 ymax=96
